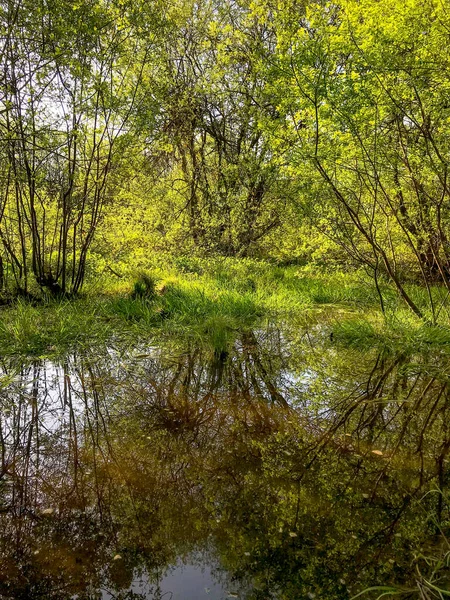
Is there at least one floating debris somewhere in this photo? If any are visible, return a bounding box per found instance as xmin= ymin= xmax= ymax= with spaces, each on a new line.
xmin=41 ymin=508 xmax=55 ymax=516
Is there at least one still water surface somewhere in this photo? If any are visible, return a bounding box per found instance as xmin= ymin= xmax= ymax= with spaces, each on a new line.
xmin=0 ymin=326 xmax=449 ymax=598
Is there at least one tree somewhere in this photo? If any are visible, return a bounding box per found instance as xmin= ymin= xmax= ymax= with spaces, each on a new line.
xmin=145 ymin=0 xmax=294 ymax=256
xmin=0 ymin=0 xmax=155 ymax=294
xmin=271 ymin=0 xmax=450 ymax=320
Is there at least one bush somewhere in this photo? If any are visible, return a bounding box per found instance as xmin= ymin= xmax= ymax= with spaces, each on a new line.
xmin=131 ymin=273 xmax=158 ymax=301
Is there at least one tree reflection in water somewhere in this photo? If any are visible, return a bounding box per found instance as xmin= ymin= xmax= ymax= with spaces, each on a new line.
xmin=0 ymin=328 xmax=449 ymax=599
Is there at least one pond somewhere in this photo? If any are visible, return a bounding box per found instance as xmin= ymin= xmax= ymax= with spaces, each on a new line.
xmin=0 ymin=325 xmax=449 ymax=599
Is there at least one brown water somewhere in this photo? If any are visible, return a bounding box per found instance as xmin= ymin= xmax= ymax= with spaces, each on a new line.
xmin=0 ymin=326 xmax=449 ymax=599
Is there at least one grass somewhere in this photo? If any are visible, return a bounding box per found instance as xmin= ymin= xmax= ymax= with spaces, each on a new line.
xmin=352 ymin=489 xmax=450 ymax=600
xmin=2 ymin=254 xmax=450 ymax=358
xmin=0 ymin=299 xmax=112 ymax=358
xmin=330 ymin=310 xmax=450 ymax=355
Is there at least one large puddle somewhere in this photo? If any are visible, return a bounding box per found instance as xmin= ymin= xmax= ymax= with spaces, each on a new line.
xmin=0 ymin=326 xmax=449 ymax=598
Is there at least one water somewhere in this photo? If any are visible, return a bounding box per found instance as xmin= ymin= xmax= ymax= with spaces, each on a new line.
xmin=0 ymin=326 xmax=449 ymax=599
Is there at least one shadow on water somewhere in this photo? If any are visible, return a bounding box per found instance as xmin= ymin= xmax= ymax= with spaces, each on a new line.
xmin=0 ymin=326 xmax=449 ymax=599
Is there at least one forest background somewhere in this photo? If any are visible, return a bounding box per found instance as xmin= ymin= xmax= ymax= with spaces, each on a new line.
xmin=1 ymin=0 xmax=450 ymax=354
